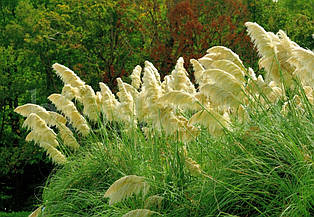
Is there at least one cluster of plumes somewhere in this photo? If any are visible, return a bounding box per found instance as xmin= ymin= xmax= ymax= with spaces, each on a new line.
xmin=14 ymin=104 xmax=80 ymax=164
xmin=245 ymin=22 xmax=314 ymax=88
xmin=16 ymin=22 xmax=313 ymax=163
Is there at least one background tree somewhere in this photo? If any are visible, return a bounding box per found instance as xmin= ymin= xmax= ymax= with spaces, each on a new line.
xmin=134 ymin=0 xmax=256 ymax=78
xmin=0 ymin=0 xmax=312 ymax=212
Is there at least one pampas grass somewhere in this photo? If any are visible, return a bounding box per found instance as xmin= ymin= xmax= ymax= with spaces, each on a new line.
xmin=104 ymin=175 xmax=149 ymax=205
xmin=48 ymin=94 xmax=90 ymax=136
xmin=14 ymin=21 xmax=313 ymax=216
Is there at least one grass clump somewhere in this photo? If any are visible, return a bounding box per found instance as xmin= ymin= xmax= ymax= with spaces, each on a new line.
xmin=39 ymin=87 xmax=313 ymax=216
xmin=15 ymin=22 xmax=313 ymax=216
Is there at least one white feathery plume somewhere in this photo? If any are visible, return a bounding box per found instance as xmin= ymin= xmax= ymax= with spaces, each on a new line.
xmin=25 ymin=129 xmax=59 ymax=148
xmin=276 ymin=30 xmax=297 ymax=74
xmin=117 ymin=78 xmax=134 ymax=105
xmin=150 ymin=107 xmax=180 ymax=133
xmin=258 ymin=30 xmax=297 ymax=85
xmin=288 ymin=47 xmax=314 ymax=87
xmin=99 ymin=82 xmax=115 ymax=100
xmin=47 ymin=111 xmax=67 ymax=126
xmin=267 ymin=81 xmax=283 ymax=103
xmin=79 ymin=85 xmax=99 ymax=122
xmin=194 ymin=92 xmax=211 ymax=108
xmin=246 ymin=75 xmax=283 ymax=104
xmin=206 ymin=46 xmax=246 ymax=71
xmin=99 ymin=82 xmax=120 ymax=121
xmin=14 ymin=104 xmax=49 ymax=117
xmin=248 ymin=67 xmax=257 ymax=80
xmin=161 ymin=75 xmax=174 ymax=94
xmin=150 ymin=107 xmax=199 ymax=142
xmin=14 ymin=104 xmax=68 ymax=127
xmin=209 ymin=60 xmax=245 ymax=83
xmin=15 ymin=105 xmax=51 ymax=126
xmin=142 ymin=64 xmax=163 ymax=108
xmin=95 ymin=91 xmax=103 ymax=111
xmin=40 ymin=142 xmax=67 ymax=165
xmin=200 ymin=69 xmax=244 ymax=107
xmin=61 ymin=84 xmax=81 ymax=101
xmin=57 ymin=123 xmax=80 ymax=150
xmin=245 ymin=22 xmax=276 ymax=58
xmin=157 ymin=91 xmax=200 ymax=111
xmin=104 ymin=175 xmax=149 ymax=205
xmin=136 ymin=91 xmax=150 ymax=122
xmin=130 ymin=65 xmax=142 ymax=89
xmin=245 ymin=75 xmax=268 ymax=100
xmin=189 ymin=108 xmax=230 ymax=136
xmin=245 ymin=22 xmax=294 ymax=85
xmin=23 ymin=114 xmax=66 ymax=164
xmin=52 ymin=63 xmax=85 ymax=88
xmin=201 ymin=69 xmax=243 ymax=93
xmin=28 ymin=111 xmax=79 ymax=149
xmin=23 ymin=113 xmax=59 ymax=147
xmin=198 ymin=56 xmax=214 ymax=69
xmin=175 ymin=116 xmax=200 ymax=142
xmin=122 ymin=82 xmax=140 ymax=100
xmin=48 ymin=94 xmax=90 ymax=136
xmin=14 ymin=103 xmax=67 ymax=131
xmin=122 ymin=209 xmax=158 ymax=217
xmin=145 ymin=61 xmax=161 ymax=85
xmin=117 ymin=78 xmax=136 ymax=123
xmin=190 ymin=59 xmax=205 ymax=84
xmin=168 ymin=57 xmax=196 ymax=94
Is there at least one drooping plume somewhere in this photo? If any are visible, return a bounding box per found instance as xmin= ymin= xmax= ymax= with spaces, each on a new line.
xmin=52 ymin=63 xmax=85 ymax=88
xmin=245 ymin=22 xmax=276 ymax=58
xmin=200 ymin=69 xmax=244 ymax=107
xmin=61 ymin=84 xmax=82 ymax=102
xmin=79 ymin=85 xmax=99 ymax=122
xmin=48 ymin=94 xmax=90 ymax=136
xmin=206 ymin=46 xmax=246 ymax=71
xmin=22 ymin=114 xmax=66 ymax=164
xmin=189 ymin=108 xmax=230 ymax=136
xmin=104 ymin=175 xmax=149 ymax=205
xmin=288 ymin=47 xmax=314 ymax=87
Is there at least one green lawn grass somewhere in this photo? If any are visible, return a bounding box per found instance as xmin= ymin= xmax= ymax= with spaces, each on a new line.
xmin=0 ymin=212 xmax=30 ymax=217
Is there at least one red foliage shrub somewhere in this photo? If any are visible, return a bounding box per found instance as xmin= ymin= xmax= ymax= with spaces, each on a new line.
xmin=143 ymin=0 xmax=257 ymax=79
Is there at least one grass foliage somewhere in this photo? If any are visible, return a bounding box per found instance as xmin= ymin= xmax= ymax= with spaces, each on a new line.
xmin=15 ymin=22 xmax=313 ymax=216
xmin=0 ymin=212 xmax=31 ymax=217
xmin=39 ymin=84 xmax=313 ymax=216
